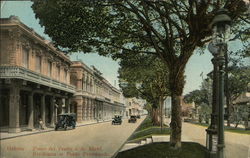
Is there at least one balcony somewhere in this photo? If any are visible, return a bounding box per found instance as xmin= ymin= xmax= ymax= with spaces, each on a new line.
xmin=0 ymin=66 xmax=75 ymax=93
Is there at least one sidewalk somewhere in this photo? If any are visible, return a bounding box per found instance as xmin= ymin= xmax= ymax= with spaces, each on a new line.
xmin=0 ymin=119 xmax=112 ymax=140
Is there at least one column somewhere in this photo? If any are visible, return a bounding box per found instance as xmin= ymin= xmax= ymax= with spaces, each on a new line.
xmin=28 ymin=92 xmax=34 ymax=130
xmin=55 ymin=100 xmax=58 ymax=123
xmin=88 ymin=99 xmax=91 ymax=120
xmin=41 ymin=94 xmax=46 ymax=127
xmin=76 ymin=72 xmax=83 ymax=91
xmin=57 ymin=98 xmax=63 ymax=114
xmin=76 ymin=99 xmax=83 ymax=122
xmin=102 ymin=103 xmax=104 ymax=120
xmin=61 ymin=98 xmax=65 ymax=114
xmin=66 ymin=98 xmax=70 ymax=113
xmin=93 ymin=101 xmax=95 ymax=120
xmin=50 ymin=96 xmax=55 ymax=127
xmin=90 ymin=100 xmax=93 ymax=120
xmin=9 ymin=85 xmax=21 ymax=133
xmin=94 ymin=102 xmax=97 ymax=120
xmin=82 ymin=97 xmax=86 ymax=120
xmin=86 ymin=98 xmax=89 ymax=120
xmin=84 ymin=98 xmax=87 ymax=120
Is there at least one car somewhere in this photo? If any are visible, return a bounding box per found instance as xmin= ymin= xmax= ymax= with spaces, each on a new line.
xmin=128 ymin=115 xmax=137 ymax=123
xmin=183 ymin=118 xmax=192 ymax=122
xmin=136 ymin=115 xmax=141 ymax=119
xmin=112 ymin=115 xmax=122 ymax=125
xmin=55 ymin=113 xmax=76 ymax=131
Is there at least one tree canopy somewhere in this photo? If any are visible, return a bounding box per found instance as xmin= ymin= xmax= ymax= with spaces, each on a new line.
xmin=118 ymin=53 xmax=170 ymax=106
xmin=31 ymin=0 xmax=250 ymax=148
xmin=31 ymin=0 xmax=250 ymax=96
xmin=118 ymin=53 xmax=170 ymax=125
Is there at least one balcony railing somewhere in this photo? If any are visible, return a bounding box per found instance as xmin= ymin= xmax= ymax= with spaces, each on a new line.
xmin=0 ymin=66 xmax=75 ymax=93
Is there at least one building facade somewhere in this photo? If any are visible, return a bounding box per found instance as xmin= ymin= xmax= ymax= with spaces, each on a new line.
xmin=125 ymin=98 xmax=145 ymax=117
xmin=233 ymin=90 xmax=250 ymax=128
xmin=0 ymin=16 xmax=125 ymax=133
xmin=70 ymin=62 xmax=125 ymax=122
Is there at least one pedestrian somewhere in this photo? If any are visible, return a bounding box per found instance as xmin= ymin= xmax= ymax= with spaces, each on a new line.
xmin=38 ymin=118 xmax=44 ymax=130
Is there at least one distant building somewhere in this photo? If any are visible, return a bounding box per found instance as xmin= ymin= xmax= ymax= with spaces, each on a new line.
xmin=233 ymin=90 xmax=250 ymax=128
xmin=125 ymin=98 xmax=145 ymax=117
xmin=164 ymin=97 xmax=171 ymax=117
xmin=70 ymin=62 xmax=125 ymax=122
xmin=233 ymin=92 xmax=250 ymax=105
xmin=0 ymin=16 xmax=125 ymax=133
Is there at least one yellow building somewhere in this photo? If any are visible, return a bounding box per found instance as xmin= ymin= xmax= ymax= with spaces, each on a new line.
xmin=0 ymin=16 xmax=125 ymax=133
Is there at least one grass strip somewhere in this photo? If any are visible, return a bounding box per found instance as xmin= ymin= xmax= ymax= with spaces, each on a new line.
xmin=116 ymin=142 xmax=207 ymax=158
xmin=188 ymin=122 xmax=250 ymax=135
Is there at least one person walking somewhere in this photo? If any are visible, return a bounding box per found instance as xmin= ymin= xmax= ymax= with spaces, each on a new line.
xmin=38 ymin=118 xmax=44 ymax=130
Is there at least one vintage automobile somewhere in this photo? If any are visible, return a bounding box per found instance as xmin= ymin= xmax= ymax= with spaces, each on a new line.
xmin=112 ymin=115 xmax=122 ymax=125
xmin=128 ymin=115 xmax=137 ymax=123
xmin=55 ymin=113 xmax=76 ymax=131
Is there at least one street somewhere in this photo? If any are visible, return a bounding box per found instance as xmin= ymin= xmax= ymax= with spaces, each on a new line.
xmin=0 ymin=116 xmax=146 ymax=158
xmin=182 ymin=122 xmax=250 ymax=158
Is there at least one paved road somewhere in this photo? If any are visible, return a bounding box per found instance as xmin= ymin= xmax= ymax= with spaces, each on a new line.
xmin=0 ymin=116 xmax=146 ymax=158
xmin=182 ymin=122 xmax=250 ymax=158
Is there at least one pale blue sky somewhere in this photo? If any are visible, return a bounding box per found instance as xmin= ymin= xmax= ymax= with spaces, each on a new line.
xmin=1 ymin=1 xmax=245 ymax=94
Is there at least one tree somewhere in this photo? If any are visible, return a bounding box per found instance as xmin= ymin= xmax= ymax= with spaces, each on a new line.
xmin=32 ymin=0 xmax=249 ymax=148
xmin=230 ymin=103 xmax=249 ymax=128
xmin=184 ymin=78 xmax=213 ymax=121
xmin=118 ymin=53 xmax=170 ymax=127
xmin=198 ymin=103 xmax=212 ymax=124
xmin=227 ymin=66 xmax=250 ymax=126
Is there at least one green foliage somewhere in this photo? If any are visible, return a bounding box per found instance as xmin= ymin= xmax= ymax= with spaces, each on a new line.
xmin=227 ymin=66 xmax=250 ymax=101
xmin=31 ymin=0 xmax=249 ymax=56
xmin=143 ymin=103 xmax=153 ymax=116
xmin=230 ymin=103 xmax=250 ymax=128
xmin=184 ymin=78 xmax=212 ymax=122
xmin=184 ymin=79 xmax=212 ymax=107
xmin=198 ymin=103 xmax=212 ymax=123
xmin=118 ymin=53 xmax=170 ymax=107
xmin=136 ymin=116 xmax=154 ymax=131
xmin=116 ymin=142 xmax=207 ymax=158
xmin=31 ymin=0 xmax=250 ymax=145
xmin=128 ymin=116 xmax=170 ymax=142
xmin=189 ymin=122 xmax=250 ymax=134
xmin=31 ymin=0 xmax=250 ymax=97
xmin=184 ymin=89 xmax=208 ymax=106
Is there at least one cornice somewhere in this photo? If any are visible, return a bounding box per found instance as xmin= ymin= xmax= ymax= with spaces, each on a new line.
xmin=0 ymin=19 xmax=72 ymax=65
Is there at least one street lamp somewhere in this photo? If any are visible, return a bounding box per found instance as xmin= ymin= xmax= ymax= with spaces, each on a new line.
xmin=206 ymin=8 xmax=231 ymax=158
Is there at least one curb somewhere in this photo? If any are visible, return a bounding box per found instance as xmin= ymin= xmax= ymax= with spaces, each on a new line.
xmin=0 ymin=129 xmax=55 ymax=141
xmin=111 ymin=116 xmax=148 ymax=158
xmin=0 ymin=119 xmax=112 ymax=140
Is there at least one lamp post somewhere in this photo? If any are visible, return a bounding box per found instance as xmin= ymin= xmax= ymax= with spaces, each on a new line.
xmin=206 ymin=9 xmax=231 ymax=158
xmin=206 ymin=41 xmax=219 ymax=158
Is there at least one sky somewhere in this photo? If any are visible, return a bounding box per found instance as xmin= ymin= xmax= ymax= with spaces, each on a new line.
xmin=1 ymin=1 xmax=246 ymax=95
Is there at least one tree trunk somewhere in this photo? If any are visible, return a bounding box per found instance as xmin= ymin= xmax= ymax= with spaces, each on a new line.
xmin=169 ymin=66 xmax=185 ymax=148
xmin=152 ymin=107 xmax=160 ymax=126
xmin=159 ymin=96 xmax=164 ymax=132
xmin=170 ymin=94 xmax=182 ymax=148
xmin=235 ymin=121 xmax=239 ymax=128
